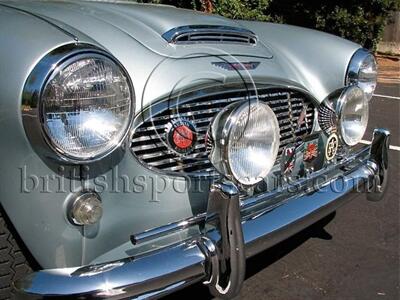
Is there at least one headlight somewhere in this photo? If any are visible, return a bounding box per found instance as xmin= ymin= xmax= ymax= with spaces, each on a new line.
xmin=40 ymin=53 xmax=133 ymax=162
xmin=346 ymin=48 xmax=377 ymax=101
xmin=337 ymin=86 xmax=369 ymax=146
xmin=209 ymin=100 xmax=280 ymax=186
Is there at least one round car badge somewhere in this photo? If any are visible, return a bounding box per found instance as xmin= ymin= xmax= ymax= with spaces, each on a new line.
xmin=166 ymin=119 xmax=197 ymax=155
xmin=325 ymin=133 xmax=339 ymax=161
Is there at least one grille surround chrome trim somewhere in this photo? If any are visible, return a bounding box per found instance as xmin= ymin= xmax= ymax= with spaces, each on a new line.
xmin=162 ymin=25 xmax=258 ymax=45
xmin=130 ymin=84 xmax=318 ymax=177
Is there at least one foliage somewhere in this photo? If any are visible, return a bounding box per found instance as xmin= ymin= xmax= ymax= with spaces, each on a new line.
xmin=135 ymin=0 xmax=400 ymax=50
xmin=267 ymin=0 xmax=400 ymax=50
xmin=212 ymin=0 xmax=272 ymax=21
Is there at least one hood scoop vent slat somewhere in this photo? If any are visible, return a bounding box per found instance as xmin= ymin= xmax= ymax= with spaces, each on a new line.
xmin=162 ymin=25 xmax=257 ymax=45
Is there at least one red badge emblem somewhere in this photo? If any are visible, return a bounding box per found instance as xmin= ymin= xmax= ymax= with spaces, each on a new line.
xmin=172 ymin=125 xmax=193 ymax=150
xmin=304 ymin=142 xmax=318 ymax=162
xmin=166 ymin=119 xmax=197 ymax=155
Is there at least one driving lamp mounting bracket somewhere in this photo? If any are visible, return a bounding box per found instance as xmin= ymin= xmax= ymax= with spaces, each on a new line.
xmin=199 ymin=181 xmax=246 ymax=299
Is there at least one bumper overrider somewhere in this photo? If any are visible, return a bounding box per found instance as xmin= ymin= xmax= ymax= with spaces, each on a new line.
xmin=14 ymin=129 xmax=390 ymax=299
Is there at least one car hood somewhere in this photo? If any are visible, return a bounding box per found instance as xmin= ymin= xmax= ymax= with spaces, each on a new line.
xmin=3 ymin=0 xmax=273 ymax=58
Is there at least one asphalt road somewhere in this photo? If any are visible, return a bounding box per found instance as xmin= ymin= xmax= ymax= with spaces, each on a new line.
xmin=164 ymin=82 xmax=400 ymax=300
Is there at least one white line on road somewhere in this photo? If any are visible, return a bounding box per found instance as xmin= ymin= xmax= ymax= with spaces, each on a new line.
xmin=373 ymin=94 xmax=400 ymax=100
xmin=360 ymin=140 xmax=400 ymax=151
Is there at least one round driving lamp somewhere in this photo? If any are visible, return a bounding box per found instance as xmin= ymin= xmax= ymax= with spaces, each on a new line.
xmin=336 ymin=86 xmax=369 ymax=146
xmin=208 ymin=99 xmax=280 ymax=186
xmin=346 ymin=48 xmax=377 ymax=101
xmin=69 ymin=192 xmax=103 ymax=226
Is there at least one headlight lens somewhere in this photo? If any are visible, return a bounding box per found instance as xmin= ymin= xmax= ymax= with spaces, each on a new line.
xmin=346 ymin=49 xmax=377 ymax=101
xmin=41 ymin=54 xmax=133 ymax=161
xmin=337 ymin=86 xmax=369 ymax=146
xmin=209 ymin=100 xmax=280 ymax=186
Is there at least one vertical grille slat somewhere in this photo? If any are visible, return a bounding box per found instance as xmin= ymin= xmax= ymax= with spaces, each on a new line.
xmin=131 ymin=89 xmax=316 ymax=176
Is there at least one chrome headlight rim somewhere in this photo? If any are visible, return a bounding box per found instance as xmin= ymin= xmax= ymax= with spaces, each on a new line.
xmin=336 ymin=85 xmax=369 ymax=146
xmin=21 ymin=44 xmax=135 ymax=164
xmin=209 ymin=99 xmax=280 ymax=186
xmin=346 ymin=48 xmax=377 ymax=101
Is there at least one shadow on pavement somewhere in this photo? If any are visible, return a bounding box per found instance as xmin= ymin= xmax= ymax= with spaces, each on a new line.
xmin=163 ymin=212 xmax=337 ymax=300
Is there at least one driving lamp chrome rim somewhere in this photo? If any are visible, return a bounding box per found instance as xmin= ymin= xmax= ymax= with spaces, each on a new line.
xmin=346 ymin=48 xmax=377 ymax=101
xmin=21 ymin=44 xmax=135 ymax=164
xmin=336 ymin=85 xmax=369 ymax=146
xmin=208 ymin=99 xmax=280 ymax=186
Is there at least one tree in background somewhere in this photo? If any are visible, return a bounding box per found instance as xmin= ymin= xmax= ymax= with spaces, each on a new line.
xmin=267 ymin=0 xmax=400 ymax=50
xmin=140 ymin=0 xmax=272 ymax=19
xmin=212 ymin=0 xmax=272 ymax=21
xmin=136 ymin=0 xmax=400 ymax=50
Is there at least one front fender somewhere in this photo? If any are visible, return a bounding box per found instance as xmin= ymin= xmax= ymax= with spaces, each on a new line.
xmin=240 ymin=21 xmax=361 ymax=101
xmin=0 ymin=5 xmax=86 ymax=268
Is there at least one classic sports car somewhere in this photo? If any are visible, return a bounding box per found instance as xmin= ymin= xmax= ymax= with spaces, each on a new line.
xmin=0 ymin=0 xmax=390 ymax=299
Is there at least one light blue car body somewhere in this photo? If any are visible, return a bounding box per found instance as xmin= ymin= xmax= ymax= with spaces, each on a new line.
xmin=0 ymin=0 xmax=361 ymax=269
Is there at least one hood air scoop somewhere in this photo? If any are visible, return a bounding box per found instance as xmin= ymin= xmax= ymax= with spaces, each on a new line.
xmin=162 ymin=25 xmax=257 ymax=45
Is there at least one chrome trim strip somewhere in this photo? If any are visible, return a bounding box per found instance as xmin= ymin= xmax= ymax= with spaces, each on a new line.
xmin=15 ymin=128 xmax=390 ymax=299
xmin=130 ymin=213 xmax=207 ymax=245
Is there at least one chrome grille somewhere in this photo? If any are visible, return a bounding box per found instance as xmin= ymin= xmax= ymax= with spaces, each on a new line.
xmin=131 ymin=89 xmax=315 ymax=175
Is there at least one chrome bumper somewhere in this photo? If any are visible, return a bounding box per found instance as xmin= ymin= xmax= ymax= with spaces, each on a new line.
xmin=14 ymin=129 xmax=390 ymax=299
